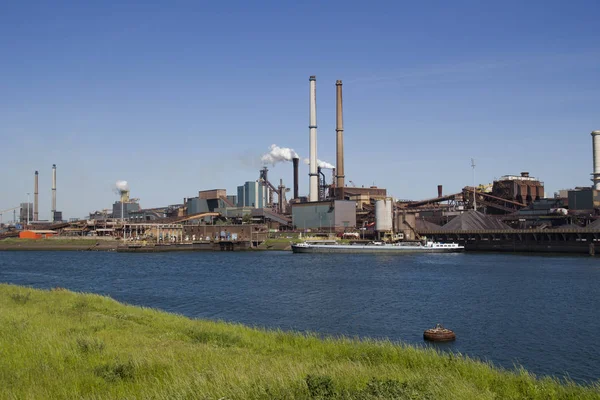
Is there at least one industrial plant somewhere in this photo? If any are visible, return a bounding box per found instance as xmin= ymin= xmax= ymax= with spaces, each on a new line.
xmin=2 ymin=77 xmax=600 ymax=255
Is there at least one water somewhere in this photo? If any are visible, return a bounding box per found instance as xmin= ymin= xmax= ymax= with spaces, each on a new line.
xmin=1 ymin=251 xmax=599 ymax=383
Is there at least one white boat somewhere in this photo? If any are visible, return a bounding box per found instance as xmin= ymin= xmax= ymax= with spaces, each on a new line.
xmin=291 ymin=240 xmax=464 ymax=254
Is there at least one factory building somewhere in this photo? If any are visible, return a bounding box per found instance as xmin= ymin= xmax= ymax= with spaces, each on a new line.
xmin=19 ymin=203 xmax=33 ymax=223
xmin=226 ymin=195 xmax=237 ymax=206
xmin=128 ymin=205 xmax=183 ymax=222
xmin=52 ymin=211 xmax=63 ymax=222
xmin=112 ymin=181 xmax=140 ymax=220
xmin=236 ymin=181 xmax=266 ymax=208
xmin=186 ymin=189 xmax=231 ymax=215
xmin=491 ymin=172 xmax=544 ymax=205
xmin=89 ymin=210 xmax=112 ymax=220
xmin=215 ymin=206 xmax=292 ymax=230
xmin=112 ymin=201 xmax=140 ymax=220
xmin=568 ymin=188 xmax=600 ymax=211
xmin=332 ymin=186 xmax=387 ymax=200
xmin=291 ymin=200 xmax=356 ymax=232
xmin=19 ymin=230 xmax=57 ymax=239
xmin=183 ymin=224 xmax=268 ymax=243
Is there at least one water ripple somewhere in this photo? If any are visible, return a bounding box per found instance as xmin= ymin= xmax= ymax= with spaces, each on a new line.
xmin=0 ymin=250 xmax=599 ymax=383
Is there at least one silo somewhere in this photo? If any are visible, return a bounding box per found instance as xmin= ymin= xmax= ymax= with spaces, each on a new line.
xmin=375 ymin=199 xmax=393 ymax=232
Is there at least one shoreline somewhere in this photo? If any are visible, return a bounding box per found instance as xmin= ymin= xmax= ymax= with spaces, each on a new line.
xmin=1 ymin=283 xmax=597 ymax=398
xmin=0 ymin=239 xmax=119 ymax=252
xmin=0 ymin=238 xmax=596 ymax=255
xmin=0 ymin=238 xmax=294 ymax=252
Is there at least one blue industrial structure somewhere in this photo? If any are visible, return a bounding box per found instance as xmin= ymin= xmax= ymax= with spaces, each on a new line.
xmin=236 ymin=181 xmax=266 ymax=208
xmin=112 ymin=201 xmax=140 ymax=220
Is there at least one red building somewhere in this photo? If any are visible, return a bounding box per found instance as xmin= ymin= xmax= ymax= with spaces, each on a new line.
xmin=19 ymin=230 xmax=57 ymax=239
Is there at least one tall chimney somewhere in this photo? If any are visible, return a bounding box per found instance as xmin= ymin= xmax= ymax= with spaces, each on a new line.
xmin=592 ymin=131 xmax=600 ymax=190
xmin=437 ymin=185 xmax=443 ymax=198
xmin=308 ymin=76 xmax=318 ymax=202
xmin=335 ymin=80 xmax=345 ymax=200
xmin=34 ymin=171 xmax=39 ymax=221
xmin=278 ymin=179 xmax=284 ymax=214
xmin=51 ymin=164 xmax=56 ymax=217
xmin=292 ymin=157 xmax=299 ymax=200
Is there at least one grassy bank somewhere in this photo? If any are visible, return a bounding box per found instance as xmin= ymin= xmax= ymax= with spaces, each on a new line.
xmin=258 ymin=238 xmax=303 ymax=250
xmin=0 ymin=284 xmax=597 ymax=399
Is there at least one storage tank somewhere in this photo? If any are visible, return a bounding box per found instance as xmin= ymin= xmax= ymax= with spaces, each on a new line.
xmin=375 ymin=199 xmax=393 ymax=231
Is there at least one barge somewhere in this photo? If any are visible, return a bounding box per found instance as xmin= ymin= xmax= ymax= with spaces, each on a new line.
xmin=291 ymin=240 xmax=464 ymax=254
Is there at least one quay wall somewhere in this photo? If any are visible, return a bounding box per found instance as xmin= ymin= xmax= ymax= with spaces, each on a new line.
xmin=420 ymin=229 xmax=600 ymax=255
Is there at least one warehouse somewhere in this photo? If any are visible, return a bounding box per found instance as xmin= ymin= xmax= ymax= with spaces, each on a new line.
xmin=291 ymin=200 xmax=356 ymax=232
xmin=19 ymin=230 xmax=57 ymax=239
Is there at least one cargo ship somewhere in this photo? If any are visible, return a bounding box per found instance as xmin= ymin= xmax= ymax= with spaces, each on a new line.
xmin=291 ymin=240 xmax=464 ymax=254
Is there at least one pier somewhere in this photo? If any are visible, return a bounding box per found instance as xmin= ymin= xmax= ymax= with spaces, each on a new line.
xmin=116 ymin=240 xmax=252 ymax=253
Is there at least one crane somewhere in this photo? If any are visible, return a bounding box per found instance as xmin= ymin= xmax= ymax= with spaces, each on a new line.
xmin=0 ymin=207 xmax=20 ymax=226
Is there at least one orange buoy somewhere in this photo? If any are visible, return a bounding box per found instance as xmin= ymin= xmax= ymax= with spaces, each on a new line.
xmin=423 ymin=323 xmax=456 ymax=342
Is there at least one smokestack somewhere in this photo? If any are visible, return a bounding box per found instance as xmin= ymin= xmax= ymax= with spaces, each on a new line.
xmin=308 ymin=76 xmax=318 ymax=202
xmin=34 ymin=171 xmax=39 ymax=221
xmin=335 ymin=80 xmax=345 ymax=200
xmin=592 ymin=131 xmax=600 ymax=190
xmin=279 ymin=179 xmax=284 ymax=214
xmin=293 ymin=157 xmax=299 ymax=200
xmin=437 ymin=185 xmax=443 ymax=198
xmin=51 ymin=164 xmax=56 ymax=216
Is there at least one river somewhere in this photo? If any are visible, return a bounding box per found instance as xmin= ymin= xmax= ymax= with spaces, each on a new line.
xmin=1 ymin=250 xmax=598 ymax=383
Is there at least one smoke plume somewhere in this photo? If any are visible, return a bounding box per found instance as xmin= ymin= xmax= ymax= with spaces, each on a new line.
xmin=303 ymin=158 xmax=335 ymax=169
xmin=115 ymin=180 xmax=129 ymax=193
xmin=261 ymin=144 xmax=299 ymax=165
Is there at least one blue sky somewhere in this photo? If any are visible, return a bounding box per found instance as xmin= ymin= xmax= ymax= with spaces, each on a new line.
xmin=1 ymin=0 xmax=599 ymax=220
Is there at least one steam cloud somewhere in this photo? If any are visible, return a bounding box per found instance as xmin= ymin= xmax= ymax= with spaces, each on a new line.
xmin=115 ymin=180 xmax=129 ymax=193
xmin=261 ymin=144 xmax=299 ymax=165
xmin=303 ymin=158 xmax=335 ymax=169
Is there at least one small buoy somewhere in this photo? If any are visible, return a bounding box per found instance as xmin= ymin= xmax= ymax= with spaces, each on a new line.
xmin=423 ymin=323 xmax=456 ymax=342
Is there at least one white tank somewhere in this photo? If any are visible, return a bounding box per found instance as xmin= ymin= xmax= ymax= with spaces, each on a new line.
xmin=375 ymin=199 xmax=393 ymax=231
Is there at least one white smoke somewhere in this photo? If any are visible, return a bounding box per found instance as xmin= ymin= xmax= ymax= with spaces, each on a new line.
xmin=303 ymin=158 xmax=335 ymax=169
xmin=261 ymin=144 xmax=299 ymax=165
xmin=115 ymin=180 xmax=129 ymax=193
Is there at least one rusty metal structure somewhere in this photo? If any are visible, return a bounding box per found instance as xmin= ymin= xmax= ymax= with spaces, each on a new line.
xmin=491 ymin=172 xmax=543 ymax=206
xmin=259 ymin=167 xmax=289 ymax=214
xmin=463 ymin=188 xmax=527 ymax=214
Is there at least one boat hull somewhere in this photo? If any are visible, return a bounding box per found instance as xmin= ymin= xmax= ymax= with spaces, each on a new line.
xmin=291 ymin=244 xmax=464 ymax=254
xmin=423 ymin=331 xmax=456 ymax=342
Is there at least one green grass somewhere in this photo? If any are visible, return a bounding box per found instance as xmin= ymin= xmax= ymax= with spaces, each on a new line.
xmin=0 ymin=284 xmax=598 ymax=399
xmin=264 ymin=238 xmax=351 ymax=245
xmin=264 ymin=238 xmax=304 ymax=245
